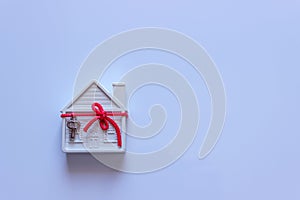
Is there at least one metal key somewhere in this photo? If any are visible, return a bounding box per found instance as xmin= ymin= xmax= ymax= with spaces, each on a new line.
xmin=67 ymin=117 xmax=80 ymax=140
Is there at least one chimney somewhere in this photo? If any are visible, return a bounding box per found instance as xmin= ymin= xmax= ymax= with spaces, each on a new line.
xmin=112 ymin=82 xmax=126 ymax=108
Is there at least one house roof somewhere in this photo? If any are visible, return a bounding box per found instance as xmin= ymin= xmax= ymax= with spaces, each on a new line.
xmin=61 ymin=80 xmax=126 ymax=112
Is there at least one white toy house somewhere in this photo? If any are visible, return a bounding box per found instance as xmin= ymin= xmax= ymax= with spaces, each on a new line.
xmin=60 ymin=81 xmax=127 ymax=153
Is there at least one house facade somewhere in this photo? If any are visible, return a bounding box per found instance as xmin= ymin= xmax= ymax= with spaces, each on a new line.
xmin=60 ymin=81 xmax=127 ymax=153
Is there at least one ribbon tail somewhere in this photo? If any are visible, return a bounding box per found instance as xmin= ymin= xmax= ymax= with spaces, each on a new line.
xmin=83 ymin=117 xmax=99 ymax=132
xmin=107 ymin=117 xmax=122 ymax=148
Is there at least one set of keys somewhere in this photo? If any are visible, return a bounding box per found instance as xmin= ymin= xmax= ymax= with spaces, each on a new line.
xmin=66 ymin=117 xmax=80 ymax=140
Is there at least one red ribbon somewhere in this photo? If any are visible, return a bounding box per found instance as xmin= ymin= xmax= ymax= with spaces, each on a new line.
xmin=61 ymin=102 xmax=127 ymax=147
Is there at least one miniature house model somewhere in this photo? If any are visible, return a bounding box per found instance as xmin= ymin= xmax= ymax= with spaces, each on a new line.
xmin=60 ymin=81 xmax=127 ymax=153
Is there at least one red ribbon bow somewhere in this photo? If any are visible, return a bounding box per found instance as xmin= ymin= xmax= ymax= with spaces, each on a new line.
xmin=83 ymin=102 xmax=123 ymax=147
xmin=61 ymin=102 xmax=127 ymax=147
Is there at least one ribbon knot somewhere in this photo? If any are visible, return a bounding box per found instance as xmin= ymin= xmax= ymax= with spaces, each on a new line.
xmin=98 ymin=111 xmax=106 ymax=118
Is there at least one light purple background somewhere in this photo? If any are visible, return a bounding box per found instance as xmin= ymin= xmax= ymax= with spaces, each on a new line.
xmin=0 ymin=1 xmax=299 ymax=199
